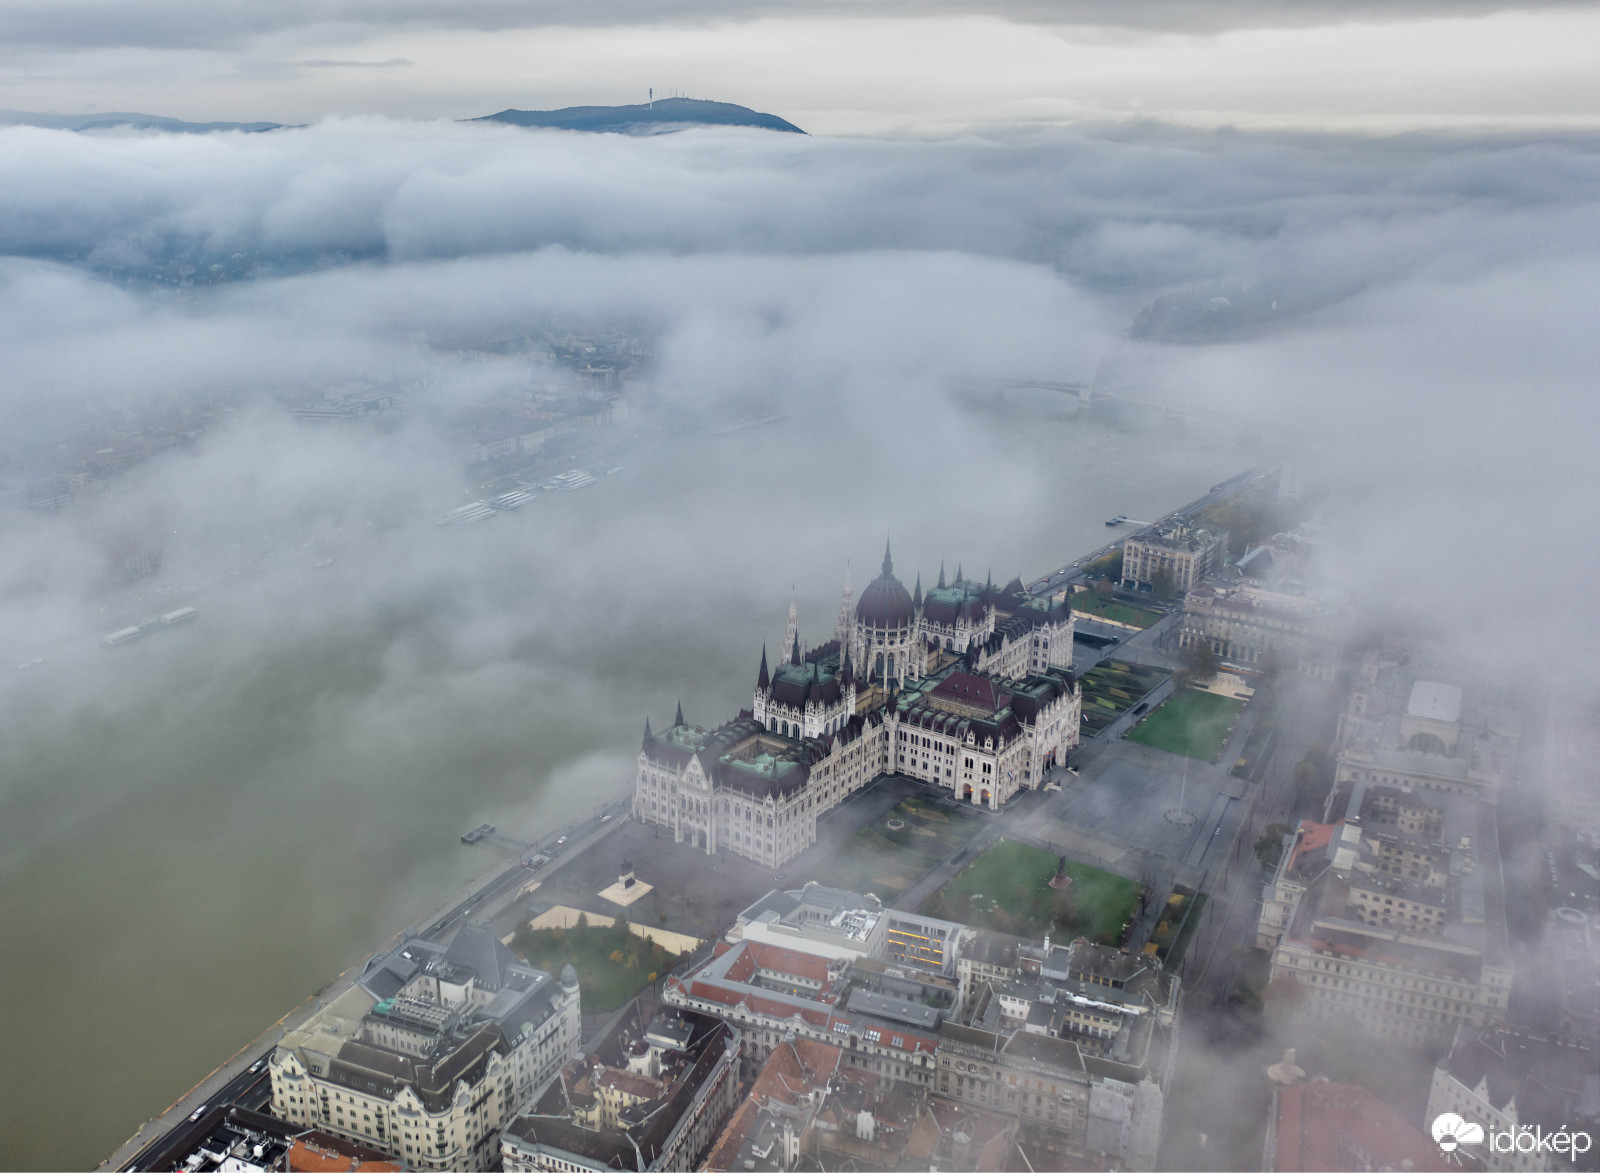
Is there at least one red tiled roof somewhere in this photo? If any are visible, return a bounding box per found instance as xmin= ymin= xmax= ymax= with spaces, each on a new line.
xmin=1270 ymin=1082 xmax=1447 ymax=1172
xmin=287 ymin=1140 xmax=402 ymax=1173
xmin=929 ymin=672 xmax=1010 ymax=713
xmin=745 ymin=941 xmax=833 ymax=984
xmin=1287 ymin=820 xmax=1338 ymax=872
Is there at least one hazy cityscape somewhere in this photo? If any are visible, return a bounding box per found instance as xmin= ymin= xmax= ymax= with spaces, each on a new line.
xmin=1 ymin=4 xmax=1598 ymax=1173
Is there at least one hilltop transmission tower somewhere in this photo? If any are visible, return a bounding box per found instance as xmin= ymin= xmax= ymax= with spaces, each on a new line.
xmin=648 ymin=88 xmax=653 ymax=109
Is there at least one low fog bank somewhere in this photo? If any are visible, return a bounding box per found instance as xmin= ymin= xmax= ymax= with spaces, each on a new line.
xmin=1 ymin=115 xmax=1598 ymax=1167
xmin=4 ymin=116 xmax=1596 ymax=662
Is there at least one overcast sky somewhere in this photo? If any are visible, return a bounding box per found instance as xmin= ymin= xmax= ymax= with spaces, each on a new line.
xmin=3 ymin=2 xmax=1600 ymax=133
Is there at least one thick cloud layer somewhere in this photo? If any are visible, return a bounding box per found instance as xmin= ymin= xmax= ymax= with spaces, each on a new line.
xmin=1 ymin=116 xmax=1598 ymax=1168
xmin=3 ymin=118 xmax=1599 ymax=654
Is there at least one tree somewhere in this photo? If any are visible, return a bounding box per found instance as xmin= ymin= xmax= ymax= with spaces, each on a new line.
xmin=1181 ymin=640 xmax=1220 ymax=683
xmin=1228 ymin=986 xmax=1263 ymax=1011
xmin=1093 ymin=577 xmax=1113 ymax=598
xmin=1254 ymin=823 xmax=1291 ymax=870
xmin=1086 ymin=548 xmax=1123 ymax=582
xmin=1151 ymin=567 xmax=1177 ymax=599
xmin=576 ymin=911 xmax=588 ymax=930
xmin=1293 ymin=759 xmax=1320 ymax=806
xmin=1261 ymin=972 xmax=1308 ymax=1017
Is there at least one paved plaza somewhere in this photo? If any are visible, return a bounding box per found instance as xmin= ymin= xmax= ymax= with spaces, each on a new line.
xmin=501 ymin=775 xmax=939 ymax=942
xmin=1050 ymin=740 xmax=1244 ymax=867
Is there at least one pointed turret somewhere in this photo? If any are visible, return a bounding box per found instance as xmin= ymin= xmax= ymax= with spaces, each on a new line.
xmin=882 ymin=536 xmax=894 ymax=577
xmin=955 ymin=563 xmax=963 ymax=584
xmin=913 ymin=571 xmax=922 ymax=608
xmin=784 ymin=586 xmax=799 ymax=664
xmin=643 ymin=715 xmax=653 ymax=747
xmin=985 ymin=568 xmax=993 ymax=596
xmin=937 ymin=561 xmax=946 ymax=589
xmin=841 ymin=647 xmax=854 ymax=685
xmin=834 ymin=561 xmax=854 ymax=650
xmin=757 ymin=644 xmax=770 ymax=691
xmin=674 ymin=700 xmax=685 ymax=727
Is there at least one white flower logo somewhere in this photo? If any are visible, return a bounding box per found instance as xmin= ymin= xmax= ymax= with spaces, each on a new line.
xmin=1432 ymin=1113 xmax=1485 ymax=1152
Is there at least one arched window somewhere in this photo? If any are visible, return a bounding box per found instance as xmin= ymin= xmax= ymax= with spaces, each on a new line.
xmin=887 ymin=654 xmax=895 ymax=678
xmin=1407 ymin=732 xmax=1448 ymax=755
xmin=874 ymin=653 xmax=884 ymax=679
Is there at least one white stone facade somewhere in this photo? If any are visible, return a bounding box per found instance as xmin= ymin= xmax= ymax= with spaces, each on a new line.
xmin=270 ymin=932 xmax=581 ymax=1172
xmin=633 ymin=546 xmax=1081 ymax=863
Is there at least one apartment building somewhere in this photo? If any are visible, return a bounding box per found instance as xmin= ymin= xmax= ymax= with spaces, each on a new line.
xmin=1257 ymin=778 xmax=1513 ymax=1047
xmin=500 ymin=1002 xmax=740 ymax=1173
xmin=269 ymin=926 xmax=581 ymax=1171
xmin=1120 ymin=522 xmax=1226 ymax=594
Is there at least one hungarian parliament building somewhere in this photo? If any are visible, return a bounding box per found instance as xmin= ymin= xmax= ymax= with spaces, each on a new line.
xmin=633 ymin=543 xmax=1083 ymax=869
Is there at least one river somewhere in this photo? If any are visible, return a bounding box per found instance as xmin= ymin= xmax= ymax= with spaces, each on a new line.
xmin=0 ymin=394 xmax=1247 ymax=1168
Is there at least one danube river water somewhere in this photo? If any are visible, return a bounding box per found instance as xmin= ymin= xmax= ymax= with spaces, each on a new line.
xmin=0 ymin=395 xmax=1247 ymax=1168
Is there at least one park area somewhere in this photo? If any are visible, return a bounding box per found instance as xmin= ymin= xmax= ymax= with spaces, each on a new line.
xmin=509 ymin=916 xmax=679 ymax=1011
xmin=920 ymin=840 xmax=1144 ymax=945
xmin=797 ymin=795 xmax=983 ymax=902
xmin=1069 ymin=591 xmax=1163 ymax=628
xmin=1078 ymin=659 xmax=1172 ymax=736
xmin=1127 ymin=688 xmax=1244 ymax=761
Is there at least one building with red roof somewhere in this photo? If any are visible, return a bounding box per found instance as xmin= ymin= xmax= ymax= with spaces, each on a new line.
xmin=1265 ymin=1079 xmax=1447 ymax=1172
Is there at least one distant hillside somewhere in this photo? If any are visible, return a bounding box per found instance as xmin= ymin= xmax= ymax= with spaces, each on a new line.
xmin=0 ymin=110 xmax=282 ymax=133
xmin=475 ymin=97 xmax=803 ymax=135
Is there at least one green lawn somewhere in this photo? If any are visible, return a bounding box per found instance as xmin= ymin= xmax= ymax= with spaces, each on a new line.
xmin=920 ymin=840 xmax=1142 ymax=946
xmin=1069 ymin=592 xmax=1163 ymax=628
xmin=797 ymin=796 xmax=983 ymax=901
xmin=509 ymin=920 xmax=678 ymax=1011
xmin=1127 ymin=689 xmax=1244 ymax=761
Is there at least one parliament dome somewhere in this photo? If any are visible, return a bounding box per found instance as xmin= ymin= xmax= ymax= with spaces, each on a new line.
xmin=856 ymin=541 xmax=916 ymax=627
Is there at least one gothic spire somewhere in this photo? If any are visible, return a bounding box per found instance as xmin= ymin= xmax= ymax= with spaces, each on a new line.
xmin=937 ymin=560 xmax=946 ymax=590
xmin=791 ymin=630 xmax=802 ymax=666
xmin=757 ymin=644 xmax=770 ymax=691
xmin=882 ymin=535 xmax=893 ymax=578
xmin=785 ymin=585 xmax=799 ymax=665
xmin=643 ymin=714 xmax=653 ymax=745
xmin=913 ymin=571 xmax=922 ymax=608
xmin=955 ymin=563 xmax=963 ymax=584
xmin=674 ymin=700 xmax=685 ymax=727
xmin=835 ymin=561 xmax=854 ymax=650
